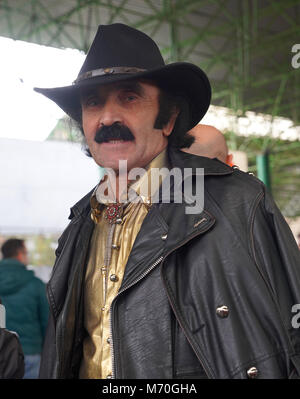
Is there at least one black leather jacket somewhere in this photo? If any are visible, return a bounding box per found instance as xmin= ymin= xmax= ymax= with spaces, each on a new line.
xmin=39 ymin=148 xmax=300 ymax=379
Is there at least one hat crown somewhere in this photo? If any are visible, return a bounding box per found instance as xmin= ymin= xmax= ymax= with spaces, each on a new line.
xmin=79 ymin=23 xmax=165 ymax=75
xmin=34 ymin=23 xmax=211 ymax=130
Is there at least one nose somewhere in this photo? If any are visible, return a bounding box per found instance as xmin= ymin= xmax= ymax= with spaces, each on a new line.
xmin=98 ymin=96 xmax=123 ymax=127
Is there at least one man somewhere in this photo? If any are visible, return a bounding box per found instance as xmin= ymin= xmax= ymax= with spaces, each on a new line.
xmin=35 ymin=23 xmax=300 ymax=379
xmin=0 ymin=239 xmax=49 ymax=378
xmin=183 ymin=124 xmax=233 ymax=165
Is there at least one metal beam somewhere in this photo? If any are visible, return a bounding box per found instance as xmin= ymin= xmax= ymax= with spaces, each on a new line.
xmin=18 ymin=0 xmax=150 ymax=44
xmin=108 ymin=0 xmax=130 ymax=25
xmin=256 ymin=152 xmax=272 ymax=191
xmin=164 ymin=0 xmax=180 ymax=62
xmin=133 ymin=0 xmax=203 ymax=29
xmin=212 ymin=70 xmax=295 ymax=100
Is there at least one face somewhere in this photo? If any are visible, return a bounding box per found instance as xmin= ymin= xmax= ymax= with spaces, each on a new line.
xmin=80 ymin=80 xmax=177 ymax=172
xmin=17 ymin=245 xmax=29 ymax=266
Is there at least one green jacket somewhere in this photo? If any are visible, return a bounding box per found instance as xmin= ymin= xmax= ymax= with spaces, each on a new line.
xmin=0 ymin=258 xmax=49 ymax=355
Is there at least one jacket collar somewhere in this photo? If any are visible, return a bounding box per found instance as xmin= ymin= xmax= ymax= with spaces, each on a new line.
xmin=68 ymin=187 xmax=95 ymax=220
xmin=167 ymin=147 xmax=233 ymax=176
xmin=68 ymin=147 xmax=233 ymax=219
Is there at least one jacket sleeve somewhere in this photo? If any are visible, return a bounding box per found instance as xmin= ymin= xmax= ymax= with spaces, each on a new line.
xmin=38 ymin=281 xmax=50 ymax=340
xmin=39 ymin=311 xmax=57 ymax=379
xmin=251 ymin=187 xmax=300 ymax=362
xmin=251 ymin=187 xmax=300 ymax=301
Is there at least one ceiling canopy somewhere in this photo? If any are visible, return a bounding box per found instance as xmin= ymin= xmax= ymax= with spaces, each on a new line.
xmin=0 ymin=0 xmax=299 ymax=124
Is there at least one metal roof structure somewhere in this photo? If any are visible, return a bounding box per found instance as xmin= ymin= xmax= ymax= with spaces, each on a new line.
xmin=0 ymin=0 xmax=299 ymax=123
xmin=0 ymin=0 xmax=299 ymax=216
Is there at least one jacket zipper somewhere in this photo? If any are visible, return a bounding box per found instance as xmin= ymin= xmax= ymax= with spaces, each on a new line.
xmin=109 ymin=255 xmax=164 ymax=379
xmin=109 ymin=222 xmax=214 ymax=379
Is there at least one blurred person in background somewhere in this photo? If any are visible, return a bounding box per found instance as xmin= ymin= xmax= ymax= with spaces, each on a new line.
xmin=182 ymin=124 xmax=233 ymax=165
xmin=0 ymin=298 xmax=24 ymax=379
xmin=0 ymin=239 xmax=49 ymax=379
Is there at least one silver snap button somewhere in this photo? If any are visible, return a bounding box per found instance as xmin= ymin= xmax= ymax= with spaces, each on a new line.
xmin=110 ymin=274 xmax=119 ymax=282
xmin=111 ymin=244 xmax=120 ymax=250
xmin=107 ymin=337 xmax=111 ymax=344
xmin=216 ymin=305 xmax=229 ymax=318
xmin=161 ymin=234 xmax=168 ymax=240
xmin=115 ymin=218 xmax=123 ymax=224
xmin=106 ymin=374 xmax=113 ymax=379
xmin=247 ymin=366 xmax=258 ymax=379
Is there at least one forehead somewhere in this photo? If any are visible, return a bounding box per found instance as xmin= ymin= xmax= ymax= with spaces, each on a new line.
xmin=80 ymin=79 xmax=160 ymax=99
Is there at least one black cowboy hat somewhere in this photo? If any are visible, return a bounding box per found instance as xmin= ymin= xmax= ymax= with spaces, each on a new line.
xmin=34 ymin=23 xmax=211 ymax=129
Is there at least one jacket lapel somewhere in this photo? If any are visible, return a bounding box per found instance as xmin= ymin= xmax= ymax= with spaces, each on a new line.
xmin=120 ymin=196 xmax=216 ymax=290
xmin=119 ymin=204 xmax=168 ymax=289
xmin=120 ymin=149 xmax=225 ymax=289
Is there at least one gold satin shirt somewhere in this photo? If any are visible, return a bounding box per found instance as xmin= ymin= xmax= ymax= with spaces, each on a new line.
xmin=79 ymin=148 xmax=169 ymax=379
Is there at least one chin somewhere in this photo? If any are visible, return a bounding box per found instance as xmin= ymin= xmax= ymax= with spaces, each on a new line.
xmin=97 ymin=158 xmax=128 ymax=173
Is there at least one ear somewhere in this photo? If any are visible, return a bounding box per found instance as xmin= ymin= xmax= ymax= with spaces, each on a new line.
xmin=226 ymin=154 xmax=233 ymax=166
xmin=15 ymin=250 xmax=23 ymax=262
xmin=162 ymin=108 xmax=179 ymax=137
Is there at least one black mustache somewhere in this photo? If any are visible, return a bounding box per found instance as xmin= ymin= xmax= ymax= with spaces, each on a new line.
xmin=94 ymin=123 xmax=135 ymax=143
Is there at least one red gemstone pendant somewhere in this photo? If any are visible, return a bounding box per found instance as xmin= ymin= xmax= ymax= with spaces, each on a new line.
xmin=104 ymin=203 xmax=123 ymax=224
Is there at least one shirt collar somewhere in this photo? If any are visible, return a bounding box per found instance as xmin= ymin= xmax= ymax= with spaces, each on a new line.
xmin=94 ymin=147 xmax=170 ymax=206
xmin=129 ymin=147 xmax=170 ymax=204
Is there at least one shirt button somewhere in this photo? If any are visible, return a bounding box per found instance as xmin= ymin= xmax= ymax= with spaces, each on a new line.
xmin=111 ymin=244 xmax=120 ymax=250
xmin=101 ymin=306 xmax=106 ymax=311
xmin=106 ymin=374 xmax=112 ymax=379
xmin=107 ymin=337 xmax=111 ymax=344
xmin=115 ymin=218 xmax=122 ymax=224
xmin=110 ymin=274 xmax=119 ymax=282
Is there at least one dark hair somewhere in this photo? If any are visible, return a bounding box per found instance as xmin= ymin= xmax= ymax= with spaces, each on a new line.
xmin=73 ymin=82 xmax=194 ymax=156
xmin=154 ymin=88 xmax=195 ymax=149
xmin=1 ymin=239 xmax=25 ymax=259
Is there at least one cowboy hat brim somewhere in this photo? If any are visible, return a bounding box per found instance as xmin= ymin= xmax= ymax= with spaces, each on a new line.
xmin=34 ymin=62 xmax=211 ymax=130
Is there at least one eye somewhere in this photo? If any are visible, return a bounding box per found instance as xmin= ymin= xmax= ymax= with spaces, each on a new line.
xmin=126 ymin=94 xmax=137 ymax=101
xmin=81 ymin=94 xmax=100 ymax=108
xmin=85 ymin=97 xmax=99 ymax=107
xmin=121 ymin=91 xmax=138 ymax=103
